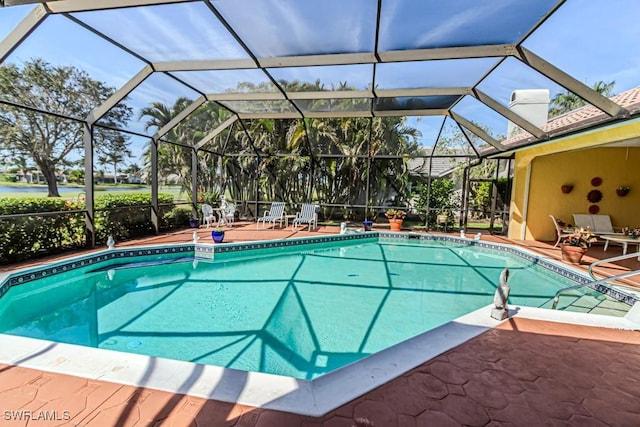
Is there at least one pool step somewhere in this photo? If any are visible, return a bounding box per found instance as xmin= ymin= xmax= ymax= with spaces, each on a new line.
xmin=561 ymin=294 xmax=631 ymax=317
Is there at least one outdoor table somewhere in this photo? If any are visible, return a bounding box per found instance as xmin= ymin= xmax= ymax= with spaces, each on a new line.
xmin=601 ymin=235 xmax=640 ymax=259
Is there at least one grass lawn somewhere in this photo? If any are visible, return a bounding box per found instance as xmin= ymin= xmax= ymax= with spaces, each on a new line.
xmin=467 ymin=221 xmax=503 ymax=230
xmin=0 ymin=184 xmax=186 ymax=201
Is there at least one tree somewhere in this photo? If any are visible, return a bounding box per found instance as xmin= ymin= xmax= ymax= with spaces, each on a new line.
xmin=137 ymin=80 xmax=420 ymax=220
xmin=123 ymin=162 xmax=142 ymax=182
xmin=415 ymin=178 xmax=459 ymax=226
xmin=67 ymin=169 xmax=84 ymax=184
xmin=139 ymin=98 xmax=231 ymax=196
xmin=0 ymin=58 xmax=132 ymax=196
xmin=8 ymin=154 xmax=32 ymax=182
xmin=549 ymin=80 xmax=615 ymax=117
xmin=96 ymin=134 xmax=132 ymax=184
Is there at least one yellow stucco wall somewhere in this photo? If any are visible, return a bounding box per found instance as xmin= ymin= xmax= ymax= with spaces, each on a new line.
xmin=509 ymin=119 xmax=640 ymax=241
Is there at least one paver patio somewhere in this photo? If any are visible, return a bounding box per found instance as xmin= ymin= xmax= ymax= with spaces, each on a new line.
xmin=0 ymin=223 xmax=639 ymax=426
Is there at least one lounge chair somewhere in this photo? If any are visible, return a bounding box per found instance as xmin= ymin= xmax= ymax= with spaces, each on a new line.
xmin=550 ymin=214 xmax=573 ymax=247
xmin=257 ymin=202 xmax=286 ymax=229
xmin=292 ymin=203 xmax=318 ymax=231
xmin=202 ymin=204 xmax=216 ymax=228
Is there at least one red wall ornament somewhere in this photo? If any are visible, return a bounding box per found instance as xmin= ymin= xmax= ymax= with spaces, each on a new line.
xmin=587 ymin=189 xmax=603 ymax=203
xmin=590 ymin=177 xmax=602 ymax=187
xmin=589 ymin=205 xmax=600 ymax=214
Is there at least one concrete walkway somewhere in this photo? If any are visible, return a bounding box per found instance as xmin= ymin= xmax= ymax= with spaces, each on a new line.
xmin=1 ymin=318 xmax=639 ymax=426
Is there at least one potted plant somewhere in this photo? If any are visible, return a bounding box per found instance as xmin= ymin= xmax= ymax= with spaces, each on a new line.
xmin=189 ymin=217 xmax=200 ymax=228
xmin=362 ymin=219 xmax=373 ymax=231
xmin=211 ymin=226 xmax=225 ymax=243
xmin=627 ymin=227 xmax=640 ymax=238
xmin=560 ymin=228 xmax=597 ymax=264
xmin=385 ymin=209 xmax=406 ymax=231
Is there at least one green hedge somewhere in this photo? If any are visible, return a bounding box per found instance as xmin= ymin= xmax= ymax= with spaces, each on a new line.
xmin=0 ymin=198 xmax=85 ymax=264
xmin=161 ymin=206 xmax=191 ymax=230
xmin=0 ymin=194 xmax=191 ymax=265
xmin=93 ymin=193 xmax=176 ymax=243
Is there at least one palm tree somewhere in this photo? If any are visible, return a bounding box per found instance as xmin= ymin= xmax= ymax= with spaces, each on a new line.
xmin=549 ymin=80 xmax=615 ymax=117
xmin=139 ymin=99 xmax=231 ymax=196
xmin=138 ymin=83 xmax=421 ymax=220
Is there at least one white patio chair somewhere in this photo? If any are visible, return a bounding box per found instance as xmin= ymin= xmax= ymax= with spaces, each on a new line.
xmin=257 ymin=202 xmax=286 ymax=229
xmin=292 ymin=203 xmax=318 ymax=231
xmin=436 ymin=213 xmax=449 ymax=232
xmin=550 ymin=214 xmax=572 ymax=247
xmin=218 ymin=203 xmax=236 ymax=227
xmin=202 ymin=204 xmax=216 ymax=228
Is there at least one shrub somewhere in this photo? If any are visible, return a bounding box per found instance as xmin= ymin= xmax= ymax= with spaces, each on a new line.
xmin=0 ymin=193 xmax=184 ymax=265
xmin=470 ymin=178 xmax=509 ymax=217
xmin=414 ymin=178 xmax=459 ymax=226
xmin=161 ymin=206 xmax=191 ymax=229
xmin=0 ymin=197 xmax=85 ymax=264
xmin=93 ymin=193 xmax=174 ymax=243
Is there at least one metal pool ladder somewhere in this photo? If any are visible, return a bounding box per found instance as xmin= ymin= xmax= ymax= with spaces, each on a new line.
xmin=551 ymin=252 xmax=640 ymax=310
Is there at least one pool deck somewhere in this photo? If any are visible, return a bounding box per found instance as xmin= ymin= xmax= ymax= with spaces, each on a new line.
xmin=1 ymin=223 xmax=639 ymax=426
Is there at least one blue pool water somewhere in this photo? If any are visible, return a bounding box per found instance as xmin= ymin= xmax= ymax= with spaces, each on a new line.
xmin=0 ymin=239 xmax=625 ymax=379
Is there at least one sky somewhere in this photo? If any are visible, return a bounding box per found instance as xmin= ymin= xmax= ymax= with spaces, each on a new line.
xmin=1 ymin=0 xmax=639 ymax=165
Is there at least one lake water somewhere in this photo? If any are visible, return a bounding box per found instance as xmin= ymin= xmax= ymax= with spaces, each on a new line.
xmin=0 ymin=186 xmax=148 ymax=194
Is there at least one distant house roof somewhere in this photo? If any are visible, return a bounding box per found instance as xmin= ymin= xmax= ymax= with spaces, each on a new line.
xmin=408 ymin=154 xmax=467 ymax=178
xmin=501 ymin=85 xmax=640 ymax=150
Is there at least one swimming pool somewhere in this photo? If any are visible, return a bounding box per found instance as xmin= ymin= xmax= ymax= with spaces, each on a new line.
xmin=0 ymin=234 xmax=634 ymax=381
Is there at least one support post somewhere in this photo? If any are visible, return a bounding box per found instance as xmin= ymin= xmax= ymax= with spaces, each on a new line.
xmin=150 ymin=137 xmax=159 ymax=234
xmin=425 ymin=158 xmax=433 ymax=229
xmin=83 ymin=122 xmax=95 ymax=247
xmin=460 ymin=165 xmax=469 ymax=232
xmin=192 ymin=147 xmax=198 ymax=220
xmin=489 ymin=160 xmax=499 ymax=233
xmin=365 ymin=118 xmax=373 ymax=220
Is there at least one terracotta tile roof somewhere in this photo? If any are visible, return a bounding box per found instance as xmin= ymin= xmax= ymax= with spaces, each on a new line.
xmin=499 ymin=85 xmax=640 ymax=150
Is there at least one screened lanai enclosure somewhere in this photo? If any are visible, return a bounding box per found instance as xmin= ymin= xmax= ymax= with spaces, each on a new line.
xmin=1 ymin=0 xmax=639 ymax=250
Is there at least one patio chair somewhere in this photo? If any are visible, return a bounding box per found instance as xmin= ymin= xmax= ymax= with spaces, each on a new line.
xmin=550 ymin=214 xmax=573 ymax=247
xmin=292 ymin=203 xmax=318 ymax=231
xmin=257 ymin=201 xmax=286 ymax=229
xmin=218 ymin=203 xmax=236 ymax=227
xmin=436 ymin=213 xmax=449 ymax=232
xmin=202 ymin=204 xmax=216 ymax=228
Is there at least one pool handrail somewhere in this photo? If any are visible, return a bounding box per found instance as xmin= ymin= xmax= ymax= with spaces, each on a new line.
xmin=552 ymin=252 xmax=640 ymax=309
xmin=587 ymin=251 xmax=640 ymax=280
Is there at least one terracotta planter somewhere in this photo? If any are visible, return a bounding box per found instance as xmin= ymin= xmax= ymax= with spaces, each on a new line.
xmin=388 ymin=218 xmax=403 ymax=231
xmin=560 ymin=245 xmax=587 ymax=264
